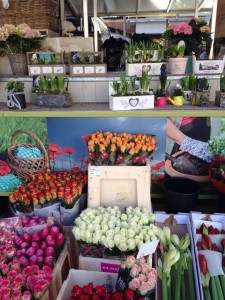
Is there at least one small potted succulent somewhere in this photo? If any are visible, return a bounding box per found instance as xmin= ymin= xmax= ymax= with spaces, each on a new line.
xmin=5 ymin=81 xmax=26 ymax=110
xmin=192 ymin=77 xmax=210 ymax=106
xmin=109 ymin=72 xmax=154 ymax=111
xmin=35 ymin=72 xmax=72 ymax=107
xmin=215 ymin=75 xmax=225 ymax=107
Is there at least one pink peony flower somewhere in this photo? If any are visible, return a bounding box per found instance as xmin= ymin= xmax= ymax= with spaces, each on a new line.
xmin=14 ymin=274 xmax=25 ymax=286
xmin=10 ymin=281 xmax=21 ymax=291
xmin=138 ymin=273 xmax=147 ymax=282
xmin=0 ymin=278 xmax=10 ymax=287
xmin=139 ymin=281 xmax=152 ymax=296
xmin=126 ymin=256 xmax=136 ymax=268
xmin=30 ymin=265 xmax=39 ymax=275
xmin=140 ymin=263 xmax=150 ymax=275
xmin=11 ymin=290 xmax=22 ymax=300
xmin=0 ymin=287 xmax=10 ymax=298
xmin=9 ymin=260 xmax=20 ymax=270
xmin=129 ymin=278 xmax=140 ymax=290
xmin=42 ymin=265 xmax=52 ymax=274
xmin=38 ymin=278 xmax=48 ymax=289
xmin=5 ymin=245 xmax=16 ymax=259
xmin=130 ymin=264 xmax=141 ymax=277
xmin=7 ymin=270 xmax=17 ymax=281
xmin=1 ymin=264 xmax=9 ymax=275
xmin=27 ymin=275 xmax=38 ymax=288
xmin=22 ymin=266 xmax=32 ymax=277
xmin=33 ymin=284 xmax=45 ymax=299
xmin=22 ymin=290 xmax=32 ymax=300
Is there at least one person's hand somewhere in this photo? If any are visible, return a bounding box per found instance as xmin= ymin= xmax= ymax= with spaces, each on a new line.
xmin=180 ymin=137 xmax=214 ymax=163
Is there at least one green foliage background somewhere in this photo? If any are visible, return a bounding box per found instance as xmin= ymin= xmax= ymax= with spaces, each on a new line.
xmin=0 ymin=117 xmax=48 ymax=154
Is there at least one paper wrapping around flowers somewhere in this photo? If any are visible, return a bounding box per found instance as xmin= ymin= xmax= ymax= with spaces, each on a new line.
xmin=199 ymin=250 xmax=224 ymax=276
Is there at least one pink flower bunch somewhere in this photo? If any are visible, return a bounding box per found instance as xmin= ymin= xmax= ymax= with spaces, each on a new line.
xmin=0 ymin=24 xmax=40 ymax=42
xmin=168 ymin=22 xmax=193 ymax=35
xmin=121 ymin=256 xmax=158 ymax=296
xmin=0 ymin=263 xmax=52 ymax=300
xmin=0 ymin=229 xmax=16 ymax=264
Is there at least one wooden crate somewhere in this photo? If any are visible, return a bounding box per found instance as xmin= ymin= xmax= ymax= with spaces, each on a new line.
xmin=88 ymin=162 xmax=152 ymax=212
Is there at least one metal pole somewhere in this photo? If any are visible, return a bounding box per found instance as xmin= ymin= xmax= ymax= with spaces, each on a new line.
xmin=83 ymin=0 xmax=89 ymax=37
xmin=195 ymin=0 xmax=200 ymax=17
xmin=60 ymin=0 xmax=65 ymax=36
xmin=123 ymin=16 xmax=126 ymax=40
xmin=209 ymin=0 xmax=218 ymax=59
xmin=93 ymin=0 xmax=98 ymax=51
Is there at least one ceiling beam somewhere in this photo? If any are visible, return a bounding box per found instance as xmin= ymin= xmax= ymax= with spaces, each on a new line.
xmin=103 ymin=0 xmax=110 ymax=15
xmin=136 ymin=0 xmax=140 ymax=14
xmin=167 ymin=0 xmax=174 ymax=13
xmin=198 ymin=0 xmax=207 ymax=11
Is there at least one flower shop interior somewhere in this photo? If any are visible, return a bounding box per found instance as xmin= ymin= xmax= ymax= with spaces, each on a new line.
xmin=1 ymin=0 xmax=225 ymax=299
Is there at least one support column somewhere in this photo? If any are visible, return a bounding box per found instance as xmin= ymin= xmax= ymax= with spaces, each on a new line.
xmin=209 ymin=0 xmax=218 ymax=59
xmin=93 ymin=0 xmax=98 ymax=51
xmin=83 ymin=0 xmax=89 ymax=37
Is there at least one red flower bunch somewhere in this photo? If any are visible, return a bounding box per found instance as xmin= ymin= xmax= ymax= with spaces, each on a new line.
xmin=70 ymin=283 xmax=144 ymax=300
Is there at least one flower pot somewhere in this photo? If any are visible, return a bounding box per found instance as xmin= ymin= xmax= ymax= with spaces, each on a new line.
xmin=109 ymin=94 xmax=154 ymax=111
xmin=183 ymin=90 xmax=193 ymax=105
xmin=192 ymin=91 xmax=210 ymax=106
xmin=168 ymin=57 xmax=188 ymax=75
xmin=192 ymin=55 xmax=225 ymax=74
xmin=35 ymin=93 xmax=72 ymax=108
xmin=163 ymin=177 xmax=200 ymax=213
xmin=7 ymin=92 xmax=26 ymax=110
xmin=154 ymin=96 xmax=167 ymax=107
xmin=126 ymin=62 xmax=166 ymax=76
xmin=8 ymin=54 xmax=28 ymax=75
xmin=215 ymin=91 xmax=225 ymax=107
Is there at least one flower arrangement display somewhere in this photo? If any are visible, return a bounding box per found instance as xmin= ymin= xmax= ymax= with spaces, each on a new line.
xmin=193 ymin=221 xmax=225 ymax=299
xmin=0 ymin=23 xmax=44 ymax=55
xmin=0 ymin=216 xmax=65 ymax=299
xmin=116 ymin=255 xmax=157 ymax=298
xmin=83 ymin=131 xmax=157 ymax=166
xmin=72 ymin=206 xmax=157 ymax=257
xmin=162 ymin=17 xmax=212 ymax=58
xmin=156 ymin=226 xmax=196 ymax=300
xmin=8 ymin=169 xmax=88 ymax=212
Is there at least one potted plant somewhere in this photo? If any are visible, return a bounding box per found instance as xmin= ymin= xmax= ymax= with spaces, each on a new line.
xmin=181 ymin=74 xmax=197 ymax=104
xmin=109 ymin=72 xmax=154 ymax=111
xmin=125 ymin=39 xmax=166 ymax=76
xmin=167 ymin=40 xmax=188 ymax=75
xmin=0 ymin=23 xmax=44 ymax=75
xmin=154 ymin=63 xmax=168 ymax=107
xmin=35 ymin=72 xmax=72 ymax=107
xmin=215 ymin=75 xmax=225 ymax=107
xmin=192 ymin=77 xmax=210 ymax=106
xmin=6 ymin=81 xmax=26 ymax=110
xmin=167 ymin=84 xmax=185 ymax=106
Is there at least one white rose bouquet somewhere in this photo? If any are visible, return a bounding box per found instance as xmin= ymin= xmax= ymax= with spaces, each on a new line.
xmin=72 ymin=206 xmax=157 ymax=257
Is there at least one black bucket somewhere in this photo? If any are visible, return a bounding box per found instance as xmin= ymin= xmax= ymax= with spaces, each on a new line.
xmin=163 ymin=177 xmax=200 ymax=213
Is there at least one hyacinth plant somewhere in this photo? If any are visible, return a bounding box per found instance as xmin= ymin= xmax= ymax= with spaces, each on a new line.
xmin=157 ymin=227 xmax=195 ymax=300
xmin=82 ymin=130 xmax=157 ymax=166
xmin=0 ymin=23 xmax=44 ymax=55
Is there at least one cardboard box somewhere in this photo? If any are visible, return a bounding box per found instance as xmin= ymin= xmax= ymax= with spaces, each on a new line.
xmin=154 ymin=212 xmax=201 ymax=300
xmin=79 ymin=255 xmax=122 ymax=273
xmin=109 ymin=94 xmax=154 ymax=111
xmin=56 ymin=269 xmax=118 ymax=300
xmin=88 ymin=162 xmax=152 ymax=212
xmin=192 ymin=55 xmax=225 ymax=74
xmin=126 ymin=62 xmax=165 ymax=76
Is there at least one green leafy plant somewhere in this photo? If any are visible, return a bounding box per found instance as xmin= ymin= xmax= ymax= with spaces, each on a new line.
xmin=130 ymin=76 xmax=136 ymax=95
xmin=173 ymin=84 xmax=184 ymax=97
xmin=5 ymin=81 xmax=25 ymax=93
xmin=139 ymin=71 xmax=152 ymax=94
xmin=110 ymin=79 xmax=120 ymax=96
xmin=37 ymin=72 xmax=68 ymax=94
xmin=189 ymin=74 xmax=197 ymax=91
xmin=208 ymin=132 xmax=225 ymax=156
xmin=197 ymin=77 xmax=209 ymax=92
xmin=181 ymin=76 xmax=189 ymax=91
xmin=167 ymin=40 xmax=186 ymax=57
xmin=120 ymin=73 xmax=130 ymax=96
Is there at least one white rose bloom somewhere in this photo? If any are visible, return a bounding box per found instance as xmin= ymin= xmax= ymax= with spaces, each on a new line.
xmin=127 ymin=228 xmax=136 ymax=238
xmin=127 ymin=238 xmax=136 ymax=250
xmin=116 ymin=210 xmax=122 ymax=217
xmin=120 ymin=228 xmax=127 ymax=236
xmin=126 ymin=206 xmax=133 ymax=214
xmin=81 ymin=215 xmax=88 ymax=222
xmin=85 ymin=230 xmax=93 ymax=243
xmin=142 ymin=208 xmax=149 ymax=214
xmin=107 ymin=238 xmax=115 ymax=249
xmin=121 ymin=213 xmax=128 ymax=221
xmin=132 ymin=215 xmax=139 ymax=223
xmin=93 ymin=224 xmax=101 ymax=231
xmin=138 ymin=240 xmax=144 ymax=249
xmin=80 ymin=229 xmax=87 ymax=241
xmin=108 ymin=229 xmax=115 ymax=237
xmin=108 ymin=220 xmax=116 ymax=229
xmin=137 ymin=220 xmax=143 ymax=227
xmin=74 ymin=216 xmax=82 ymax=225
xmin=118 ymin=239 xmax=128 ymax=252
xmin=144 ymin=236 xmax=151 ymax=243
xmin=116 ymin=220 xmax=121 ymax=227
xmin=149 ymin=213 xmax=155 ymax=223
xmin=142 ymin=216 xmax=149 ymax=225
xmin=93 ymin=216 xmax=101 ymax=224
xmin=101 ymin=224 xmax=109 ymax=233
xmin=114 ymin=234 xmax=121 ymax=246
xmin=101 ymin=235 xmax=107 ymax=245
xmin=109 ymin=216 xmax=117 ymax=223
xmin=72 ymin=227 xmax=80 ymax=240
xmin=121 ymin=221 xmax=129 ymax=229
xmin=135 ymin=235 xmax=141 ymax=243
xmin=87 ymin=224 xmax=94 ymax=232
xmin=92 ymin=230 xmax=102 ymax=244
xmin=114 ymin=227 xmax=120 ymax=234
xmin=151 ymin=235 xmax=158 ymax=241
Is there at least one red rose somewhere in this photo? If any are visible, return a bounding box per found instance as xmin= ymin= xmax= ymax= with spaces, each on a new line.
xmin=124 ymin=289 xmax=135 ymax=300
xmin=72 ymin=285 xmax=83 ymax=298
xmin=112 ymin=292 xmax=123 ymax=300
xmin=101 ymin=291 xmax=111 ymax=300
xmin=92 ymin=295 xmax=101 ymax=300
xmin=202 ymin=233 xmax=212 ymax=250
xmin=100 ymin=152 xmax=109 ymax=161
xmin=83 ymin=283 xmax=94 ymax=295
xmin=116 ymin=154 xmax=124 ymax=163
xmin=198 ymin=254 xmax=207 ymax=276
xmin=80 ymin=295 xmax=91 ymax=300
xmin=95 ymin=286 xmax=106 ymax=295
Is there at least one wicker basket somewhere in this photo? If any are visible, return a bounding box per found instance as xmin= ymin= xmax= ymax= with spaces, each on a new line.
xmin=0 ymin=0 xmax=58 ymax=32
xmin=8 ymin=54 xmax=28 ymax=75
xmin=7 ymin=129 xmax=49 ymax=179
